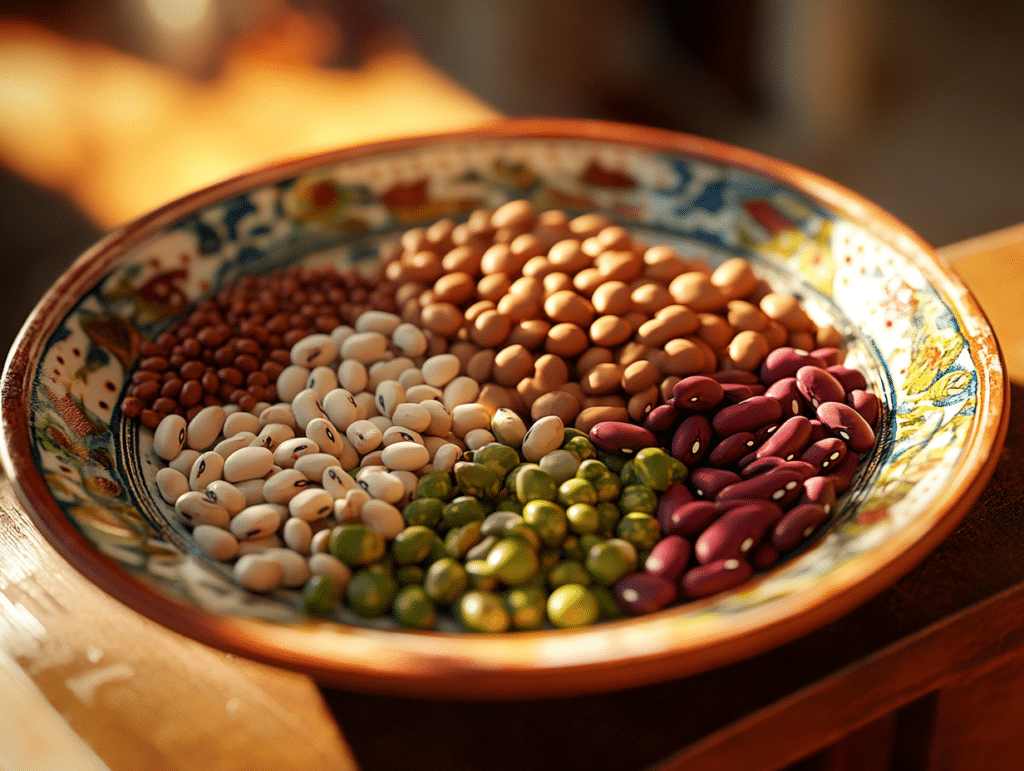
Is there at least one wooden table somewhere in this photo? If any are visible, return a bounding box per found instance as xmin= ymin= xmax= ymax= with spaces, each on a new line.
xmin=2 ymin=222 xmax=1022 ymax=771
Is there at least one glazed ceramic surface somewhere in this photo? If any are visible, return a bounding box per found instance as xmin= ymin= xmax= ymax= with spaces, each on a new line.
xmin=1 ymin=120 xmax=1006 ymax=698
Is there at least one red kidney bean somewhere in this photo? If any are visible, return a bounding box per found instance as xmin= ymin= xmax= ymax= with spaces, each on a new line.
xmin=755 ymin=415 xmax=812 ymax=461
xmin=681 ymin=558 xmax=753 ymax=599
xmin=661 ymin=500 xmax=719 ymax=536
xmin=765 ymin=377 xmax=804 ymax=418
xmin=739 ymin=457 xmax=816 ymax=482
xmin=708 ymin=431 xmax=757 ymax=467
xmin=751 ymin=542 xmax=780 ymax=570
xmin=695 ymin=500 xmax=780 ymax=562
xmin=801 ymin=437 xmax=847 ymax=473
xmin=772 ymin=503 xmax=829 ymax=551
xmin=796 ymin=365 xmax=846 ymax=409
xmin=807 ymin=419 xmax=830 ymax=444
xmin=671 ymin=375 xmax=725 ymax=411
xmin=801 ymin=475 xmax=837 ymax=514
xmin=847 ymin=389 xmax=880 ymax=427
xmin=747 ymin=384 xmax=766 ymax=396
xmin=811 ymin=346 xmax=842 ymax=367
xmin=708 ymin=369 xmax=760 ymax=385
xmin=644 ymin=535 xmax=692 ymax=581
xmin=759 ymin=347 xmax=822 ymax=384
xmin=690 ymin=467 xmax=742 ymax=500
xmin=720 ymin=383 xmax=755 ymax=403
xmin=590 ymin=421 xmax=658 ymax=455
xmin=717 ymin=468 xmax=805 ymax=507
xmin=712 ymin=396 xmax=783 ymax=436
xmin=826 ymin=364 xmax=868 ymax=392
xmin=643 ymin=403 xmax=681 ymax=433
xmin=614 ymin=572 xmax=678 ymax=615
xmin=671 ymin=415 xmax=712 ymax=464
xmin=826 ymin=450 xmax=860 ymax=494
xmin=817 ymin=402 xmax=875 ymax=453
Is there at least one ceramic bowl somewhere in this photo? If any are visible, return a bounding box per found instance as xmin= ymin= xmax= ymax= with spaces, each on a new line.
xmin=1 ymin=119 xmax=1007 ymax=699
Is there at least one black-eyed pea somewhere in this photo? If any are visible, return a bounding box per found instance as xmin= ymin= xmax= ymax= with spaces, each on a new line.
xmin=661 ymin=338 xmax=705 ymax=377
xmin=381 ymin=441 xmax=430 ymax=473
xmin=432 ymin=443 xmax=463 ymax=473
xmin=204 ymin=479 xmax=247 ymax=516
xmin=357 ymin=469 xmax=406 ymax=504
xmin=289 ymin=488 xmax=334 ymax=523
xmin=329 ymin=323 xmax=357 ymax=348
xmin=389 ymin=322 xmax=428 ymax=358
xmin=394 ymin=401 xmax=435 ymax=435
xmin=421 ymin=353 xmax=461 ymax=388
xmin=367 ymin=415 xmax=394 ymax=436
xmin=760 ymin=293 xmax=815 ymax=332
xmin=374 ymin=380 xmax=406 ymax=419
xmin=186 ymin=405 xmax=227 ymax=452
xmin=290 ymin=333 xmax=339 ymax=368
xmin=263 ymin=548 xmax=312 ymax=589
xmin=336 ymin=359 xmax=368 ymax=394
xmin=193 ymin=524 xmax=240 ymax=561
xmin=232 ymin=478 xmax=265 ymax=507
xmin=728 ymin=330 xmax=771 ymax=371
xmin=589 ymin=315 xmax=633 ymax=347
xmin=405 ymin=384 xmax=444 ymax=404
xmin=294 ymin=453 xmax=342 ymax=483
xmin=223 ymin=446 xmax=275 ymax=483
xmin=726 ymin=299 xmax=769 ymax=332
xmin=451 ymin=403 xmax=492 ymax=438
xmin=188 ymin=450 xmax=224 ymax=491
xmin=309 ymin=528 xmax=333 ymax=555
xmin=710 ymin=257 xmax=758 ymax=300
xmin=154 ymin=413 xmax=188 ymax=461
xmin=667 ymin=271 xmax=727 ymax=312
xmin=321 ymin=465 xmax=357 ymax=500
xmin=175 ymin=490 xmax=230 ymax=528
xmin=233 ymin=553 xmax=284 ymax=593
xmin=571 ymin=268 xmax=604 ymax=297
xmin=521 ymin=414 xmax=565 ymax=462
xmin=581 ymin=362 xmax=625 ymax=396
xmin=396 ymin=367 xmax=425 ymax=389
xmin=156 ymin=467 xmax=190 ymax=504
xmin=621 ymin=360 xmax=660 ymax=393
xmin=223 ymin=409 xmax=262 ymax=437
xmin=469 ymin=309 xmax=511 ymax=348
xmin=321 ymin=388 xmax=358 ymax=432
xmin=251 ymin=422 xmax=295 ymax=452
xmin=308 ymin=552 xmax=352 ymax=592
xmin=291 ymin=388 xmax=328 ymax=432
xmin=464 ymin=428 xmax=496 ymax=451
xmin=627 ymin=385 xmax=660 ymax=422
xmin=230 ymin=503 xmax=285 ymax=541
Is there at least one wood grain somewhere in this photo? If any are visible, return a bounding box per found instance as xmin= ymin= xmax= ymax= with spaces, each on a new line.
xmin=0 ymin=475 xmax=359 ymax=771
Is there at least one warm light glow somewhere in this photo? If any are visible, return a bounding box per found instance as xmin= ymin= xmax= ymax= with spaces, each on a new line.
xmin=145 ymin=0 xmax=211 ymax=31
xmin=0 ymin=12 xmax=500 ymax=229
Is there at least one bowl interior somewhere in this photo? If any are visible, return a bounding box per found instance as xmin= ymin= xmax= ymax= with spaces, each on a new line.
xmin=2 ymin=120 xmax=1006 ymax=697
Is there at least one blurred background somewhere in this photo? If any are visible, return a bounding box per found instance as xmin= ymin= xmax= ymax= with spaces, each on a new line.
xmin=1 ymin=0 xmax=1022 ymax=357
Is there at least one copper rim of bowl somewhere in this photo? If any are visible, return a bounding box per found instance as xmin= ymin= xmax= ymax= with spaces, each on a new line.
xmin=0 ymin=117 xmax=1009 ymax=699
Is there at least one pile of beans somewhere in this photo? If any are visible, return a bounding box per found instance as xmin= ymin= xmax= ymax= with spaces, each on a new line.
xmin=119 ymin=264 xmax=400 ymax=429
xmin=135 ymin=200 xmax=879 ymax=631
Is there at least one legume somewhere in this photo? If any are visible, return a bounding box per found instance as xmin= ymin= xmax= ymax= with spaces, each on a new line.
xmin=135 ymin=201 xmax=879 ymax=631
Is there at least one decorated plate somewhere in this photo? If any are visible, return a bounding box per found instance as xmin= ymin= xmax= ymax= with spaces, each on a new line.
xmin=1 ymin=119 xmax=1007 ymax=698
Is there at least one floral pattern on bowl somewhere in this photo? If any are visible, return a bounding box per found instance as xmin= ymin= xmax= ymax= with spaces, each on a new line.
xmin=3 ymin=120 xmax=1005 ymax=697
